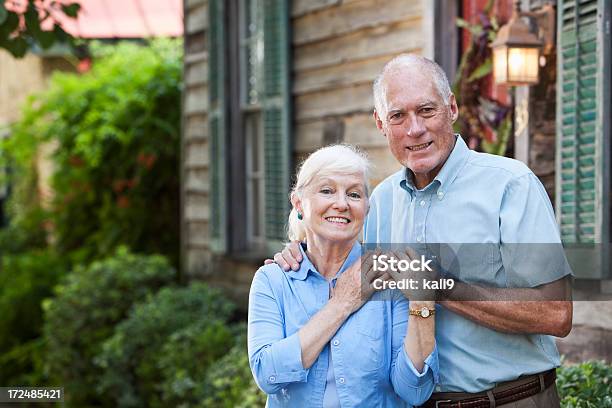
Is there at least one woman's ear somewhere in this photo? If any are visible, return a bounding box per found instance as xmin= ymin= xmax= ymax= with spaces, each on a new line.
xmin=290 ymin=192 xmax=302 ymax=214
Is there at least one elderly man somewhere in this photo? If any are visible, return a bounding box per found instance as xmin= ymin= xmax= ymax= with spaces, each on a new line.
xmin=273 ymin=54 xmax=572 ymax=407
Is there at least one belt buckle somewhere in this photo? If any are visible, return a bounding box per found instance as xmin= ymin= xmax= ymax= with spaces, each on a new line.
xmin=435 ymin=400 xmax=453 ymax=408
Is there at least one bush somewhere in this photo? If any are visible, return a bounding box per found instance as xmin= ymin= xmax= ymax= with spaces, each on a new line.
xmin=43 ymin=248 xmax=175 ymax=407
xmin=201 ymin=325 xmax=267 ymax=408
xmin=557 ymin=360 xmax=612 ymax=408
xmin=95 ymin=283 xmax=235 ymax=408
xmin=0 ymin=249 xmax=66 ymax=385
xmin=1 ymin=39 xmax=182 ymax=266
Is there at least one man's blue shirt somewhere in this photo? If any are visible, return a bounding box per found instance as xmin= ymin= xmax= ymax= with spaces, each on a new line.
xmin=248 ymin=243 xmax=439 ymax=407
xmin=363 ymin=135 xmax=572 ymax=392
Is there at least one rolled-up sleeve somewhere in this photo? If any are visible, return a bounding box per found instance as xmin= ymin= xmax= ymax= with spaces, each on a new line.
xmin=389 ymin=292 xmax=438 ymax=405
xmin=247 ymin=268 xmax=309 ymax=394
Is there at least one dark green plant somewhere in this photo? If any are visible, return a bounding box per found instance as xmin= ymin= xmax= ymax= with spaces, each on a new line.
xmin=2 ymin=39 xmax=182 ymax=267
xmin=0 ymin=0 xmax=80 ymax=57
xmin=557 ymin=360 xmax=612 ymax=408
xmin=95 ymin=283 xmax=235 ymax=408
xmin=157 ymin=320 xmax=236 ymax=407
xmin=0 ymin=249 xmax=66 ymax=386
xmin=201 ymin=325 xmax=267 ymax=408
xmin=42 ymin=248 xmax=175 ymax=407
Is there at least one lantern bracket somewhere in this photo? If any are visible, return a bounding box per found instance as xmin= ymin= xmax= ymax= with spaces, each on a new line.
xmin=515 ymin=2 xmax=556 ymax=56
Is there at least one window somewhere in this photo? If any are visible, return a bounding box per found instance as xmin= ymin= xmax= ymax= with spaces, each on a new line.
xmin=208 ymin=0 xmax=291 ymax=255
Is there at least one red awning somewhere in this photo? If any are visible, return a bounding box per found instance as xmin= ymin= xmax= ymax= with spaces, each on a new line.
xmin=56 ymin=0 xmax=183 ymax=38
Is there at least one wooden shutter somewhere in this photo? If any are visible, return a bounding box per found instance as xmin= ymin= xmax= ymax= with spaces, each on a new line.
xmin=556 ymin=0 xmax=611 ymax=278
xmin=557 ymin=0 xmax=604 ymax=242
xmin=262 ymin=0 xmax=291 ymax=245
xmin=209 ymin=0 xmax=227 ymax=253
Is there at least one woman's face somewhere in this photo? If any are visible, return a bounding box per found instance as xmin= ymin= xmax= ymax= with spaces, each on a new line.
xmin=295 ymin=173 xmax=368 ymax=246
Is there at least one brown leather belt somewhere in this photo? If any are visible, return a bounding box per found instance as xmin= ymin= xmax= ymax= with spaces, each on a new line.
xmin=421 ymin=369 xmax=557 ymax=408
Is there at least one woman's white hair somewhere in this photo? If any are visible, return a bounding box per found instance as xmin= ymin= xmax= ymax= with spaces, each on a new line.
xmin=373 ymin=54 xmax=452 ymax=118
xmin=287 ymin=144 xmax=371 ymax=242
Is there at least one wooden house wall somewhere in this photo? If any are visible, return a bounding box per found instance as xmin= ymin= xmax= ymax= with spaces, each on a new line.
xmin=0 ymin=52 xmax=46 ymax=126
xmin=182 ymin=0 xmax=212 ymax=279
xmin=182 ymin=0 xmax=430 ymax=305
xmin=291 ymin=0 xmax=427 ymax=185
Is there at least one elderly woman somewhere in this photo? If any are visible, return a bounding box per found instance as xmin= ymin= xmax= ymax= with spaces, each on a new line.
xmin=248 ymin=145 xmax=438 ymax=407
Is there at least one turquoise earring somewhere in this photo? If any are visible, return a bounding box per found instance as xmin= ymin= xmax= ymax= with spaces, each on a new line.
xmin=297 ymin=212 xmax=303 ymax=220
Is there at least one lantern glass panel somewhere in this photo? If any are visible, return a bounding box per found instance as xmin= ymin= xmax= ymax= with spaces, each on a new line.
xmin=507 ymin=47 xmax=539 ymax=84
xmin=493 ymin=46 xmax=508 ymax=84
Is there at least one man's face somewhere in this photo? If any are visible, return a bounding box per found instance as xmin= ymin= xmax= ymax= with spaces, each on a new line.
xmin=374 ymin=67 xmax=458 ymax=188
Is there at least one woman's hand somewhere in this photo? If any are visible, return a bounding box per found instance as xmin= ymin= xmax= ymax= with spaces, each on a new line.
xmin=331 ymin=253 xmax=388 ymax=315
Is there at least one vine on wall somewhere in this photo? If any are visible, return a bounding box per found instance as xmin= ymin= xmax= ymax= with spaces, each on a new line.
xmin=453 ymin=0 xmax=513 ymax=156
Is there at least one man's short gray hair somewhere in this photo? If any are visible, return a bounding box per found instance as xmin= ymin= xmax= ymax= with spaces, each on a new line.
xmin=373 ymin=54 xmax=452 ymax=117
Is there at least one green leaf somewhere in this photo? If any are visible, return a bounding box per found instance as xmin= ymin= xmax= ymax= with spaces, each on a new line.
xmin=0 ymin=11 xmax=20 ymax=37
xmin=5 ymin=38 xmax=29 ymax=58
xmin=25 ymin=3 xmax=42 ymax=35
xmin=37 ymin=30 xmax=56 ymax=49
xmin=0 ymin=3 xmax=8 ymax=25
xmin=456 ymin=17 xmax=482 ymax=36
xmin=61 ymin=3 xmax=81 ymax=18
xmin=467 ymin=59 xmax=492 ymax=82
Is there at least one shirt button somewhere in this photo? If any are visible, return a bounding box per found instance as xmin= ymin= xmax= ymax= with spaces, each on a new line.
xmin=417 ymin=236 xmax=423 ymax=242
xmin=332 ymin=339 xmax=340 ymax=346
xmin=338 ymin=377 xmax=345 ymax=384
xmin=437 ymin=191 xmax=444 ymax=199
xmin=268 ymin=376 xmax=276 ymax=383
xmin=420 ymin=200 xmax=426 ymax=206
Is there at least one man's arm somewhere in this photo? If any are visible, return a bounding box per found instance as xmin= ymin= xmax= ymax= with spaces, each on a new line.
xmin=440 ymin=173 xmax=573 ymax=337
xmin=439 ymin=278 xmax=572 ymax=337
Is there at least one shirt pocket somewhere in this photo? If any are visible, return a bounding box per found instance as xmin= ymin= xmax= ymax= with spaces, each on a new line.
xmin=352 ymin=301 xmax=386 ymax=372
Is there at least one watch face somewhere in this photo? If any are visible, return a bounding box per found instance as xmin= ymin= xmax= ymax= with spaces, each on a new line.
xmin=420 ymin=307 xmax=430 ymax=318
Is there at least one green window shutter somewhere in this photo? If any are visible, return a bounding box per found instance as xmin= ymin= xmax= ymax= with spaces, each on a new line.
xmin=209 ymin=0 xmax=227 ymax=253
xmin=556 ymin=0 xmax=610 ymax=278
xmin=262 ymin=0 xmax=291 ymax=244
xmin=557 ymin=0 xmax=602 ymax=243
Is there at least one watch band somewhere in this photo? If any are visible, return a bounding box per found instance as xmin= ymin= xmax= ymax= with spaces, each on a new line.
xmin=409 ymin=306 xmax=435 ymax=318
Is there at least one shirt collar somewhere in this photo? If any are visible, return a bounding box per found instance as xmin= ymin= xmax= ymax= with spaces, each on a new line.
xmin=286 ymin=241 xmax=362 ymax=281
xmin=400 ymin=134 xmax=470 ymax=193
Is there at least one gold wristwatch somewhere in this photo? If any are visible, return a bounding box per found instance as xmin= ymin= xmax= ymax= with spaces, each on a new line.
xmin=409 ymin=306 xmax=435 ymax=318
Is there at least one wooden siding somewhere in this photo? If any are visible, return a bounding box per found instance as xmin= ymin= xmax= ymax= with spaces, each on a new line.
xmin=182 ymin=0 xmax=211 ymax=279
xmin=0 ymin=52 xmax=46 ymax=126
xmin=182 ymin=0 xmax=429 ymax=286
xmin=291 ymin=0 xmax=426 ymax=186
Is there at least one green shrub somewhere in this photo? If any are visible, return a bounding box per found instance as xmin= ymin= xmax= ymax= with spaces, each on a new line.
xmin=95 ymin=283 xmax=235 ymax=408
xmin=557 ymin=360 xmax=612 ymax=408
xmin=201 ymin=325 xmax=267 ymax=408
xmin=43 ymin=248 xmax=175 ymax=407
xmin=157 ymin=320 xmax=236 ymax=407
xmin=0 ymin=249 xmax=66 ymax=385
xmin=1 ymin=39 xmax=182 ymax=266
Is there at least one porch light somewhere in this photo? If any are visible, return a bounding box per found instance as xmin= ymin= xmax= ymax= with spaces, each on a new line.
xmin=491 ymin=0 xmax=555 ymax=86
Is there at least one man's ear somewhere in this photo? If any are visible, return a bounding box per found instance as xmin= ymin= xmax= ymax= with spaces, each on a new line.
xmin=449 ymin=93 xmax=459 ymax=124
xmin=373 ymin=110 xmax=386 ymax=135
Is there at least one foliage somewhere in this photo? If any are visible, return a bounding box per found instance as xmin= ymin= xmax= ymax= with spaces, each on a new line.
xmin=452 ymin=0 xmax=512 ymax=156
xmin=201 ymin=325 xmax=267 ymax=408
xmin=0 ymin=249 xmax=66 ymax=386
xmin=95 ymin=283 xmax=235 ymax=408
xmin=157 ymin=320 xmax=236 ymax=407
xmin=2 ymin=39 xmax=182 ymax=266
xmin=557 ymin=360 xmax=612 ymax=408
xmin=42 ymin=248 xmax=176 ymax=407
xmin=0 ymin=0 xmax=80 ymax=57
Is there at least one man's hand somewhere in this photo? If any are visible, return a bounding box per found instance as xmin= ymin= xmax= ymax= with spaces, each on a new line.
xmin=264 ymin=241 xmax=302 ymax=271
xmin=383 ymin=247 xmax=439 ymax=302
